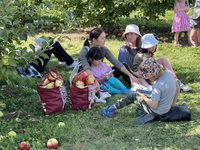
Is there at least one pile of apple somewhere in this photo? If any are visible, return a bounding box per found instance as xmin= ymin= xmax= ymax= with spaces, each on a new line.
xmin=71 ymin=71 xmax=95 ymax=88
xmin=40 ymin=71 xmax=63 ymax=89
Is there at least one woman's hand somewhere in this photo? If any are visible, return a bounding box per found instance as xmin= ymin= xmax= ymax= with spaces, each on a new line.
xmin=132 ymin=72 xmax=142 ymax=78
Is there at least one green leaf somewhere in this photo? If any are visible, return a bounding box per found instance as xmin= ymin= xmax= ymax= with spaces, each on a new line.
xmin=0 ymin=30 xmax=8 ymax=41
xmin=38 ymin=58 xmax=44 ymax=66
xmin=0 ymin=60 xmax=3 ymax=67
xmin=29 ymin=44 xmax=36 ymax=53
xmin=40 ymin=53 xmax=49 ymax=59
xmin=8 ymin=58 xmax=17 ymax=67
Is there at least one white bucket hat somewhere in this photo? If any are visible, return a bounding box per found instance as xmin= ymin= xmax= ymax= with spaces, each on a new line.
xmin=123 ymin=24 xmax=141 ymax=37
xmin=141 ymin=34 xmax=159 ymax=49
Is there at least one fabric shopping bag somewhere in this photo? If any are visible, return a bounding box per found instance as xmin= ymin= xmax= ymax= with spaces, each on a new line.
xmin=37 ymin=69 xmax=67 ymax=114
xmin=70 ymin=69 xmax=109 ymax=111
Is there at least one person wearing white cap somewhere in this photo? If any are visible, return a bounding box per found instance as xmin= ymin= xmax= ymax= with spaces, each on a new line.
xmin=118 ymin=24 xmax=152 ymax=90
xmin=132 ymin=33 xmax=192 ymax=92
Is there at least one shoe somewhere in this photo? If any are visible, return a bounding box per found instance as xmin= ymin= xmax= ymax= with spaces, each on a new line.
xmin=58 ymin=61 xmax=66 ymax=65
xmin=133 ymin=114 xmax=155 ymax=125
xmin=100 ymin=92 xmax=111 ymax=100
xmin=100 ymin=103 xmax=115 ymax=117
xmin=95 ymin=96 xmax=106 ymax=103
xmin=66 ymin=61 xmax=78 ymax=69
xmin=180 ymin=82 xmax=192 ymax=92
xmin=173 ymin=42 xmax=182 ymax=47
xmin=121 ymin=89 xmax=133 ymax=94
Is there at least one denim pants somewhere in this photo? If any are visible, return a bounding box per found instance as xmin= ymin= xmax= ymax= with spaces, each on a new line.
xmin=114 ymin=92 xmax=157 ymax=116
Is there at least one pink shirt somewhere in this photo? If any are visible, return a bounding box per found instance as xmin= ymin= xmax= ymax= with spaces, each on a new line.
xmin=91 ymin=62 xmax=112 ymax=80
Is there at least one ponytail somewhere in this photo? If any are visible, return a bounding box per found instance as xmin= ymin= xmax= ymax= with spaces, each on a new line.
xmin=84 ymin=38 xmax=90 ymax=47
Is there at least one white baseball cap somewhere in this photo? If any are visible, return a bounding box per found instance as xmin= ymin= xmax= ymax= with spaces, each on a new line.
xmin=123 ymin=24 xmax=141 ymax=37
xmin=141 ymin=34 xmax=159 ymax=49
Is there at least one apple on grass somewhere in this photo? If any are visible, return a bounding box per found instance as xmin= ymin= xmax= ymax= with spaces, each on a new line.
xmin=118 ymin=32 xmax=122 ymax=37
xmin=85 ymin=75 xmax=95 ymax=85
xmin=20 ymin=129 xmax=26 ymax=134
xmin=47 ymin=138 xmax=58 ymax=149
xmin=8 ymin=131 xmax=16 ymax=138
xmin=58 ymin=122 xmax=65 ymax=127
xmin=19 ymin=142 xmax=31 ymax=150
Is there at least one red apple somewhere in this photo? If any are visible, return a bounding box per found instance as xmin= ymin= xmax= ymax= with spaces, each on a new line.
xmin=118 ymin=32 xmax=122 ymax=37
xmin=71 ymin=75 xmax=79 ymax=84
xmin=45 ymin=82 xmax=54 ymax=89
xmin=48 ymin=71 xmax=57 ymax=81
xmin=75 ymin=80 xmax=85 ymax=87
xmin=54 ymin=79 xmax=63 ymax=87
xmin=78 ymin=71 xmax=88 ymax=81
xmin=41 ymin=78 xmax=51 ymax=86
xmin=20 ymin=129 xmax=26 ymax=134
xmin=85 ymin=75 xmax=95 ymax=85
xmin=47 ymin=138 xmax=58 ymax=149
xmin=19 ymin=142 xmax=31 ymax=150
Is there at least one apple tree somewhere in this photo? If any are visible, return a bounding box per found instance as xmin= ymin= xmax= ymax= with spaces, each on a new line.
xmin=0 ymin=0 xmax=76 ymax=79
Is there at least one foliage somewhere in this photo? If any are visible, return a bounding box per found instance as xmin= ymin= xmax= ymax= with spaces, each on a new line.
xmin=48 ymin=0 xmax=196 ymax=28
xmin=0 ymin=0 xmax=75 ymax=79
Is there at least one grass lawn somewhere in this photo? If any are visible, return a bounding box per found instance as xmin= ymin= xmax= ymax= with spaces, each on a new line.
xmin=0 ymin=10 xmax=200 ymax=150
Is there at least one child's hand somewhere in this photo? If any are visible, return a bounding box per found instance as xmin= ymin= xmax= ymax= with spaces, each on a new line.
xmin=137 ymin=91 xmax=146 ymax=98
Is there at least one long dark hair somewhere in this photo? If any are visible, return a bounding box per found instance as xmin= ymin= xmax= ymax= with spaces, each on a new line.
xmin=84 ymin=28 xmax=104 ymax=47
xmin=137 ymin=46 xmax=157 ymax=55
xmin=125 ymin=35 xmax=141 ymax=55
xmin=87 ymin=47 xmax=103 ymax=65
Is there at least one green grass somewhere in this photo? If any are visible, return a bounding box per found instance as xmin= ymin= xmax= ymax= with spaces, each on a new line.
xmin=1 ymin=12 xmax=200 ymax=149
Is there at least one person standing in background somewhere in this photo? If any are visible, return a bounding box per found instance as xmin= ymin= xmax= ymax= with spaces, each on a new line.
xmin=190 ymin=0 xmax=200 ymax=47
xmin=171 ymin=0 xmax=191 ymax=46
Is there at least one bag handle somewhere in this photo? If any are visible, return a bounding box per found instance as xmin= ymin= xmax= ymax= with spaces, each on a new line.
xmin=42 ymin=69 xmax=58 ymax=77
xmin=95 ymin=79 xmax=109 ymax=93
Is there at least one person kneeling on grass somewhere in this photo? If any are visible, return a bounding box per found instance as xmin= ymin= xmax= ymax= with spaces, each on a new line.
xmin=100 ymin=57 xmax=180 ymax=125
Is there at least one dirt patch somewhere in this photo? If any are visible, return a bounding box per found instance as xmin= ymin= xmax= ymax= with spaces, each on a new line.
xmin=0 ymin=85 xmax=17 ymax=98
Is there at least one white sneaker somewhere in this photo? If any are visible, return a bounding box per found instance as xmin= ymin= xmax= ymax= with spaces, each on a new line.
xmin=95 ymin=96 xmax=106 ymax=103
xmin=66 ymin=61 xmax=78 ymax=69
xmin=100 ymin=92 xmax=111 ymax=100
xmin=180 ymin=83 xmax=192 ymax=92
xmin=58 ymin=61 xmax=66 ymax=65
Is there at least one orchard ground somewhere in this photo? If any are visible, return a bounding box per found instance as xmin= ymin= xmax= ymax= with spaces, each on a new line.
xmin=1 ymin=12 xmax=200 ymax=149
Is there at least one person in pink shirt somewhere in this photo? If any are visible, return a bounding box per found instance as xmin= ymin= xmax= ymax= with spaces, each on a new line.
xmin=171 ymin=0 xmax=191 ymax=46
xmin=88 ymin=47 xmax=133 ymax=95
